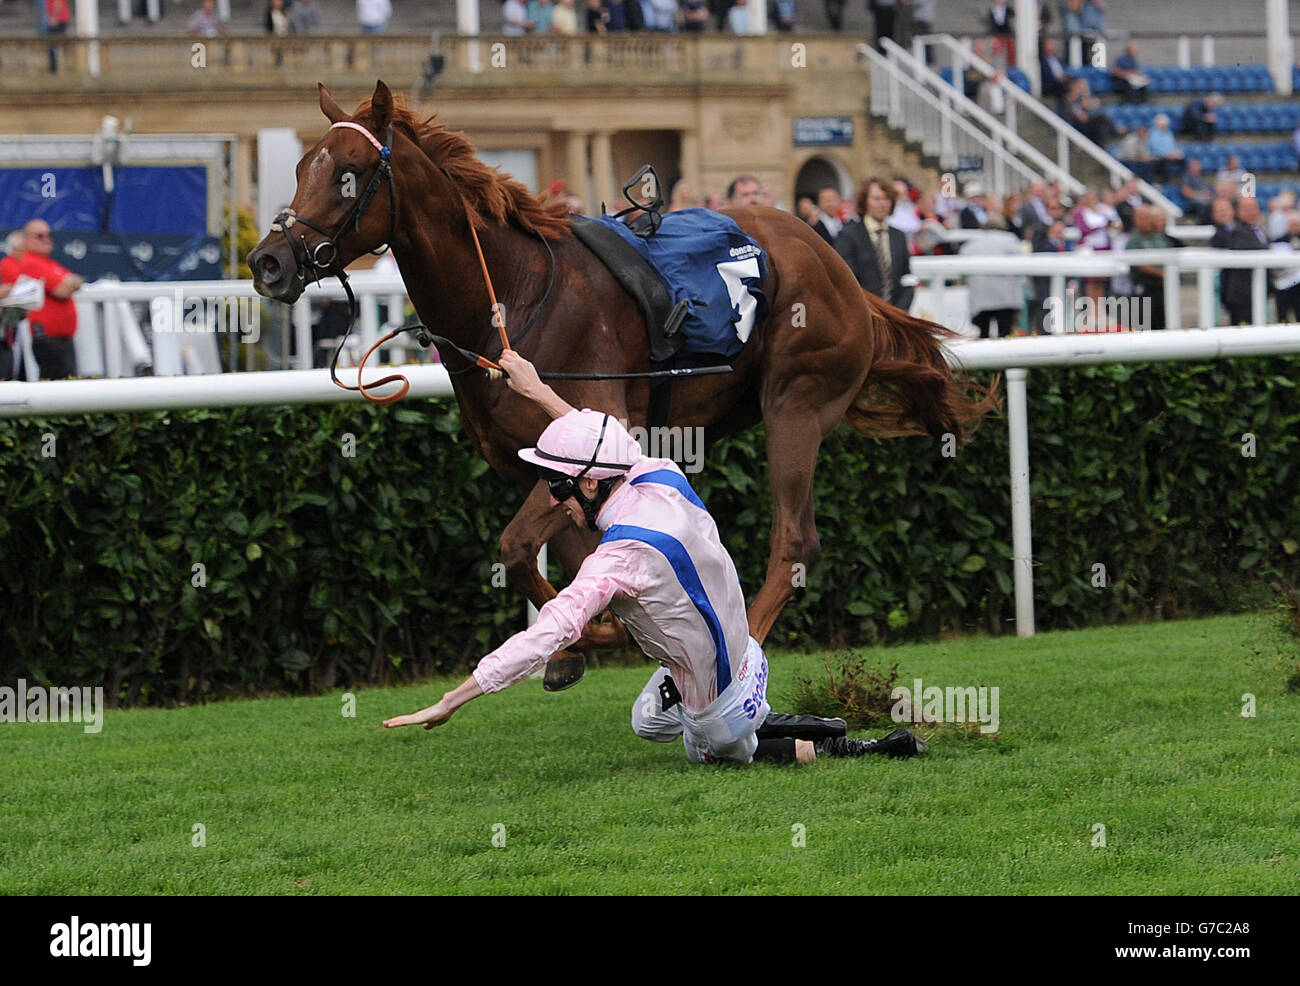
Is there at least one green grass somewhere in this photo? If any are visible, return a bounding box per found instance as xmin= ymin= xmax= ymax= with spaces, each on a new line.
xmin=3 ymin=613 xmax=1299 ymax=895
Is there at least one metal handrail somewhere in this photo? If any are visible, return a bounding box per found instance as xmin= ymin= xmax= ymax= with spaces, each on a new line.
xmin=861 ymin=43 xmax=1045 ymax=197
xmin=877 ymin=38 xmax=1085 ymax=198
xmin=911 ymin=33 xmax=1184 ymax=220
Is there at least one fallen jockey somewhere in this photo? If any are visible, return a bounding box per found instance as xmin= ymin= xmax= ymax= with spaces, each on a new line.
xmin=383 ymin=350 xmax=926 ymax=765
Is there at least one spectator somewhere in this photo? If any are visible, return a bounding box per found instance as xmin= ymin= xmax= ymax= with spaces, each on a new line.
xmin=1211 ymin=195 xmax=1270 ymax=325
xmin=1111 ymin=41 xmax=1149 ymax=104
xmin=1116 ymin=125 xmax=1154 ymax=180
xmin=1126 ymin=204 xmax=1176 ymax=329
xmin=796 ymin=195 xmax=819 ymax=225
xmin=963 ymin=39 xmax=987 ymax=100
xmin=265 ymin=0 xmax=290 ymax=35
xmin=1209 ymin=194 xmax=1236 ymax=230
xmin=823 ymin=0 xmax=845 ymax=31
xmin=0 ymin=231 xmax=25 ymax=380
xmin=18 ymin=220 xmax=83 ymax=380
xmin=986 ymin=1 xmax=1014 ymax=66
xmin=503 ymin=0 xmax=534 ymax=34
xmin=1181 ymin=93 xmax=1222 ymax=142
xmin=977 ymin=68 xmax=1008 ymax=118
xmin=605 ymin=0 xmax=645 ymax=30
xmin=680 ymin=0 xmax=709 ymax=31
xmin=43 ymin=0 xmax=71 ymax=73
xmin=1266 ymin=189 xmax=1296 ymax=240
xmin=890 ymin=178 xmax=922 ymax=244
xmin=703 ymin=190 xmax=727 ymax=210
xmin=727 ymin=174 xmax=762 ymax=208
xmin=1146 ymin=114 xmax=1184 ymax=182
xmin=646 ymin=0 xmax=678 ymax=28
xmin=1019 ymin=180 xmax=1053 ymax=238
xmin=870 ymin=0 xmax=897 ymax=52
xmin=835 ymin=177 xmax=914 ymax=309
xmin=812 ymin=186 xmax=844 ymax=242
xmin=551 ymin=0 xmax=580 ymax=32
xmin=668 ymin=179 xmax=698 ymax=212
xmin=1179 ymin=158 xmax=1213 ymax=223
xmin=1063 ymin=77 xmax=1119 ymax=146
xmin=289 ymin=0 xmax=323 ymax=34
xmin=911 ymin=0 xmax=934 ymax=39
xmin=528 ymin=0 xmax=556 ymax=33
xmin=1040 ymin=38 xmax=1070 ymax=100
xmin=769 ymin=0 xmax=796 ymax=31
xmin=1062 ymin=0 xmax=1084 ymax=54
xmin=1030 ymin=217 xmax=1069 ymax=332
xmin=1113 ymin=177 xmax=1143 ymax=232
xmin=959 ymin=180 xmax=991 ymax=229
xmin=1072 ymin=188 xmax=1115 ymax=323
xmin=726 ymin=0 xmax=748 ymax=32
xmin=1216 ymin=152 xmax=1245 ymax=189
xmin=187 ymin=0 xmax=225 ymax=37
xmin=1272 ymin=210 xmax=1300 ymax=322
xmin=1001 ymin=191 xmax=1026 ymax=238
xmin=357 ymin=0 xmax=391 ymax=33
xmin=587 ymin=0 xmax=609 ymax=31
xmin=962 ymin=229 xmax=1024 ymax=337
xmin=1080 ymin=0 xmax=1107 ymax=39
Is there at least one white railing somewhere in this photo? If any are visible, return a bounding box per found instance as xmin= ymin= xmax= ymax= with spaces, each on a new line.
xmin=10 ymin=273 xmax=416 ymax=382
xmin=861 ymin=42 xmax=1047 ymax=199
xmin=875 ymin=38 xmax=1085 ymax=198
xmin=945 ymin=325 xmax=1300 ymax=637
xmin=5 ymin=320 xmax=1299 ymax=640
xmin=911 ymin=33 xmax=1184 ymax=220
xmin=911 ymin=247 xmax=1300 ymax=331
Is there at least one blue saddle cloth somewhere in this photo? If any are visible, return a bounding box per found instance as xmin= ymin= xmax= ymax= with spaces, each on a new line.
xmin=593 ymin=208 xmax=769 ymax=360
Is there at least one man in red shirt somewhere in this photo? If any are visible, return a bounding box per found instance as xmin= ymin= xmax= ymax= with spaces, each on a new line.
xmin=18 ymin=220 xmax=83 ymax=380
xmin=0 ymin=231 xmax=26 ymax=380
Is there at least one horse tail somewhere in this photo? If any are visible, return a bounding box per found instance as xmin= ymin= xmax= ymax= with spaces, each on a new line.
xmin=843 ymin=291 xmax=1000 ymax=440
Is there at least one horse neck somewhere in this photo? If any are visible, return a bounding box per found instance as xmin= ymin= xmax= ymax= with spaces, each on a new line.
xmin=389 ymin=152 xmax=543 ymax=354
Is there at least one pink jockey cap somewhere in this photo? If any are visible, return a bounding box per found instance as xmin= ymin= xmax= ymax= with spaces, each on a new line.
xmin=518 ymin=408 xmax=643 ymax=480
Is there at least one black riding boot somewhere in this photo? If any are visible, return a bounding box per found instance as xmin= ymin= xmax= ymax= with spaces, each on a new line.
xmin=814 ymin=728 xmax=927 ymax=759
xmin=756 ymin=712 xmax=848 ymax=741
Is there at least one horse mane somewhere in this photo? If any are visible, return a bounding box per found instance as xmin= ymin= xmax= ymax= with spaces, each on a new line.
xmin=354 ymin=96 xmax=572 ymax=241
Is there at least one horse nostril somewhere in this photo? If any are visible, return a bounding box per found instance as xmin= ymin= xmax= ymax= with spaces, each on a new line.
xmin=259 ymin=253 xmax=282 ymax=284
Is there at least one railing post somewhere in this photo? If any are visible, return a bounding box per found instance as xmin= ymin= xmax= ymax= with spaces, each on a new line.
xmin=1252 ymin=268 xmax=1269 ymax=325
xmin=1198 ymin=267 xmax=1217 ymax=327
xmin=1163 ymin=256 xmax=1182 ymax=330
xmin=293 ymin=297 xmax=312 ymax=370
xmin=1176 ymin=36 xmax=1191 ymax=69
xmin=1007 ymin=367 xmax=1034 ymax=637
xmin=1202 ymin=35 xmax=1215 ymax=66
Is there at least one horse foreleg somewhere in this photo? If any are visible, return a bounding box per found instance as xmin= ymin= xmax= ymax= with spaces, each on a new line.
xmin=746 ymin=392 xmax=844 ymax=646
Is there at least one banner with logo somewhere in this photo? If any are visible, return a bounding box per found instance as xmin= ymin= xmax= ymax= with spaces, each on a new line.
xmin=1 ymin=228 xmax=223 ymax=282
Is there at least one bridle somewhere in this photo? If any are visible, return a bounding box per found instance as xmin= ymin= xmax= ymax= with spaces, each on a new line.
xmin=269 ymin=120 xmax=421 ymax=404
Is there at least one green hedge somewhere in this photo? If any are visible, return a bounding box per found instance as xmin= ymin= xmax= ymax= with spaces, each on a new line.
xmin=2 ymin=359 xmax=1297 ymax=705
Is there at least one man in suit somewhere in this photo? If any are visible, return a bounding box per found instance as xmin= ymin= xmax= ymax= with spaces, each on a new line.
xmin=834 ymin=176 xmax=913 ymax=310
xmin=959 ymin=181 xmax=992 ymax=229
xmin=1211 ymin=195 xmax=1270 ymax=325
xmin=1039 ymin=38 xmax=1071 ymax=101
xmin=812 ymin=186 xmax=846 ymax=244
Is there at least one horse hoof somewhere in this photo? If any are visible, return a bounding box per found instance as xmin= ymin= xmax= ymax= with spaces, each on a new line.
xmin=543 ymin=652 xmax=586 ymax=692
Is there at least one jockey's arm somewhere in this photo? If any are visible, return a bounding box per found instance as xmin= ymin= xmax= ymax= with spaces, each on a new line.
xmin=382 ymin=543 xmax=644 ymax=731
xmin=498 ymin=350 xmax=574 ymax=420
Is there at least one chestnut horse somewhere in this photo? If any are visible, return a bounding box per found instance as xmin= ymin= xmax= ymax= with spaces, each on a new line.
xmin=250 ymin=81 xmax=994 ymax=688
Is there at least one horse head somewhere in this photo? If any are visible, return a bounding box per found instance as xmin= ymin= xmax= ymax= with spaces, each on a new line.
xmin=250 ymin=80 xmax=401 ymax=304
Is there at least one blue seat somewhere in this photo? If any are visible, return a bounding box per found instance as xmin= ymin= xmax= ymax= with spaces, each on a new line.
xmin=940 ymin=66 xmax=955 ymax=86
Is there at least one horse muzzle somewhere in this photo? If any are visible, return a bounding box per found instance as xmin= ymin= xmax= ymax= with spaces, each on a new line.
xmin=249 ymin=239 xmax=305 ymax=304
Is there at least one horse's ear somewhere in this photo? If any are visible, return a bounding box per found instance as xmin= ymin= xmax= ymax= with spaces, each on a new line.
xmin=370 ymin=80 xmax=394 ymax=133
xmin=318 ymin=83 xmax=347 ymax=124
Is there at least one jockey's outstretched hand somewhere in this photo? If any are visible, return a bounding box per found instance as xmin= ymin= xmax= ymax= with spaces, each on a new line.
xmin=383 ymin=700 xmax=456 ymax=731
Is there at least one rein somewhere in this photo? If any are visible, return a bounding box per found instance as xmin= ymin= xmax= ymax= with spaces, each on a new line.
xmin=278 ymin=119 xmax=729 ymax=401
